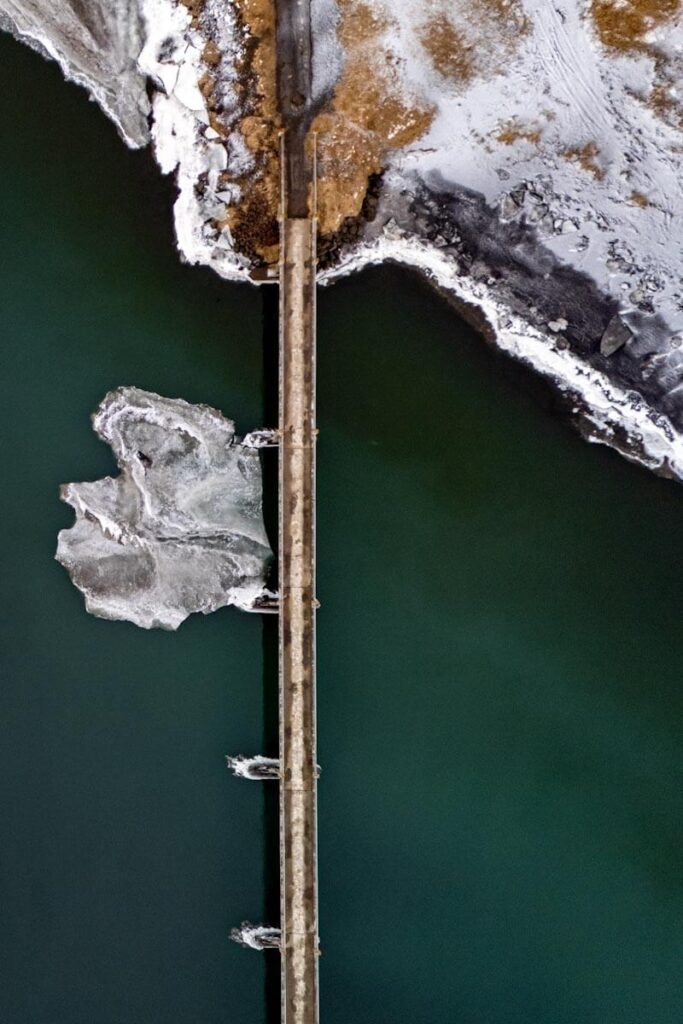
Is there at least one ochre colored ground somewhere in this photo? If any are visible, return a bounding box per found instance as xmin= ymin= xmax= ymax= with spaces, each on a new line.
xmin=563 ymin=142 xmax=606 ymax=181
xmin=590 ymin=0 xmax=680 ymax=52
xmin=182 ymin=0 xmax=683 ymax=266
xmin=312 ymin=0 xmax=434 ymax=237
xmin=219 ymin=0 xmax=281 ymax=264
xmin=419 ymin=0 xmax=528 ymax=86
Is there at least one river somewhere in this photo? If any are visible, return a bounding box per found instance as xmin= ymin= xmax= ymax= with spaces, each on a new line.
xmin=0 ymin=35 xmax=681 ymax=1024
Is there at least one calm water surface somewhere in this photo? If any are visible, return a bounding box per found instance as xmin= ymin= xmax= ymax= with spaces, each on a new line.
xmin=1 ymin=37 xmax=681 ymax=1024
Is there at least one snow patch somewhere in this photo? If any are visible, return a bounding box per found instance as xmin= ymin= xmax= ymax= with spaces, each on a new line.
xmin=138 ymin=0 xmax=249 ymax=281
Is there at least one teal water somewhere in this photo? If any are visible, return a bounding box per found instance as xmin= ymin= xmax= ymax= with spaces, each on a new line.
xmin=1 ymin=36 xmax=682 ymax=1024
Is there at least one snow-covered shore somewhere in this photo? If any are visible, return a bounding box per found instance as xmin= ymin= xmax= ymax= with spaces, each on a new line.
xmin=4 ymin=0 xmax=683 ymax=480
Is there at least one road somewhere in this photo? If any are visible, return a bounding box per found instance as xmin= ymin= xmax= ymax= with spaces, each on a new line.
xmin=275 ymin=3 xmax=319 ymax=1024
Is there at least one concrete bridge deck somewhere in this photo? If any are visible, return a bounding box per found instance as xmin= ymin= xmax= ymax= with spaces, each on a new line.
xmin=276 ymin=2 xmax=319 ymax=1022
xmin=278 ymin=211 xmax=319 ymax=1024
xmin=233 ymin=3 xmax=320 ymax=1021
xmin=236 ymin=156 xmax=319 ymax=1024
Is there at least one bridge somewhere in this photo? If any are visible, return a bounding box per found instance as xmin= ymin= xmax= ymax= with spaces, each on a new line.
xmin=229 ymin=3 xmax=321 ymax=1024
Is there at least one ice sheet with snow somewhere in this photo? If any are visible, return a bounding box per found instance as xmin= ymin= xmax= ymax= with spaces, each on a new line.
xmin=56 ymin=388 xmax=272 ymax=630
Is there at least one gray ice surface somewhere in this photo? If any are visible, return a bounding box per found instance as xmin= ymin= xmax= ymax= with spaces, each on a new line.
xmin=0 ymin=0 xmax=149 ymax=145
xmin=56 ymin=388 xmax=272 ymax=630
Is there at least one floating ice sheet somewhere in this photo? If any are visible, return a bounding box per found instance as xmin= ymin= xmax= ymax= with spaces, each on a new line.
xmin=56 ymin=387 xmax=272 ymax=630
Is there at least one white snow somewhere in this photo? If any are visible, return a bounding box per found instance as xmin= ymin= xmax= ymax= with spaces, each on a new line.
xmin=374 ymin=0 xmax=683 ymax=337
xmin=138 ymin=0 xmax=249 ymax=281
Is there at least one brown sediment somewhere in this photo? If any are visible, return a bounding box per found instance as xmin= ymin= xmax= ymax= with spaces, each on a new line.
xmin=628 ymin=190 xmax=650 ymax=207
xmin=590 ymin=0 xmax=680 ymax=52
xmin=180 ymin=0 xmax=205 ymax=25
xmin=312 ymin=0 xmax=435 ymax=238
xmin=419 ymin=0 xmax=528 ymax=85
xmin=563 ymin=142 xmax=606 ymax=181
xmin=202 ymin=40 xmax=221 ymax=66
xmin=647 ymin=63 xmax=683 ymax=132
xmin=316 ymin=172 xmax=383 ymax=269
xmin=420 ymin=16 xmax=476 ymax=83
xmin=480 ymin=0 xmax=529 ymax=20
xmin=222 ymin=0 xmax=281 ymax=263
xmin=312 ymin=71 xmax=434 ymax=236
xmin=336 ymin=0 xmax=387 ymax=46
xmin=590 ymin=1 xmax=683 ymax=132
xmin=189 ymin=0 xmax=281 ymax=264
xmin=496 ymin=120 xmax=542 ymax=146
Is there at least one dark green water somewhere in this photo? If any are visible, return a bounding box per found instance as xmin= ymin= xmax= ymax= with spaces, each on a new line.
xmin=1 ymin=36 xmax=681 ymax=1024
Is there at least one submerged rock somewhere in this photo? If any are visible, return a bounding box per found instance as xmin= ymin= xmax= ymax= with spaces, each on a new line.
xmin=56 ymin=388 xmax=272 ymax=630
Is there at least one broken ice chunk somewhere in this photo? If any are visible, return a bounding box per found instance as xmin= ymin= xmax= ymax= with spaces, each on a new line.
xmin=56 ymin=388 xmax=272 ymax=630
xmin=226 ymin=755 xmax=281 ymax=780
xmin=230 ymin=923 xmax=281 ymax=950
xmin=600 ymin=315 xmax=633 ymax=357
